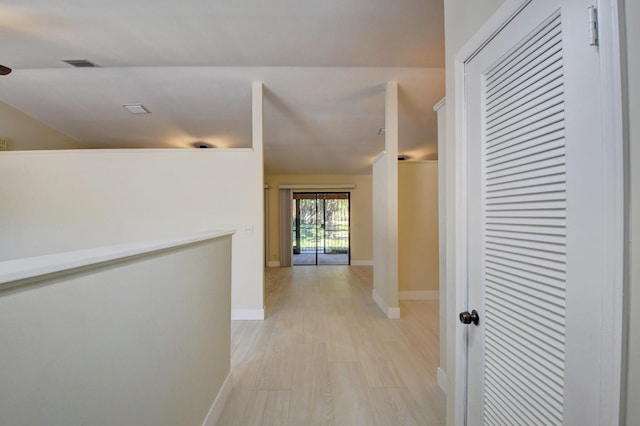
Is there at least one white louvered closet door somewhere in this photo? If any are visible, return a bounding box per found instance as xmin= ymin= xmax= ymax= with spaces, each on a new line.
xmin=464 ymin=0 xmax=610 ymax=424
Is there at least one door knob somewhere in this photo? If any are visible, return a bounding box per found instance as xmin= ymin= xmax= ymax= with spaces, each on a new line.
xmin=459 ymin=310 xmax=480 ymax=326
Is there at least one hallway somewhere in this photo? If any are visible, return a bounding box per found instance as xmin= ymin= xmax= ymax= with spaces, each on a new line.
xmin=216 ymin=266 xmax=445 ymax=425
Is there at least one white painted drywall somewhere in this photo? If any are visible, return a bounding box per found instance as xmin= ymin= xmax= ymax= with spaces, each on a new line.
xmin=0 ymin=148 xmax=264 ymax=314
xmin=0 ymin=235 xmax=232 ymax=426
xmin=372 ymin=152 xmax=389 ymax=313
xmin=371 ymin=81 xmax=400 ymax=318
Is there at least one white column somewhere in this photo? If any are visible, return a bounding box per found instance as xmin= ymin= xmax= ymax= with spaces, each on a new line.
xmin=252 ymin=81 xmax=263 ymax=152
xmin=231 ymin=81 xmax=265 ymax=320
xmin=385 ymin=81 xmax=400 ymax=318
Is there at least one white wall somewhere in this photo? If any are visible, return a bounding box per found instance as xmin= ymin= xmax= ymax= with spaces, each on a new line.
xmin=0 ymin=149 xmax=264 ymax=315
xmin=0 ymin=236 xmax=232 ymax=426
xmin=625 ymin=0 xmax=639 ymax=423
xmin=372 ymin=152 xmax=393 ymax=315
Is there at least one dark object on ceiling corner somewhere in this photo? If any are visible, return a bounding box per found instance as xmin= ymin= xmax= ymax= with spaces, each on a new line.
xmin=0 ymin=64 xmax=12 ymax=76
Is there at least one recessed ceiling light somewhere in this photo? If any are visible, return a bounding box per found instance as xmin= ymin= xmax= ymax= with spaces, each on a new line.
xmin=123 ymin=104 xmax=150 ymax=114
xmin=378 ymin=128 xmax=385 ymax=135
xmin=61 ymin=59 xmax=100 ymax=68
xmin=192 ymin=142 xmax=214 ymax=149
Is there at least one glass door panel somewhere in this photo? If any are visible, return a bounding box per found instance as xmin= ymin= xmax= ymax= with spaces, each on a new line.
xmin=292 ymin=192 xmax=350 ymax=265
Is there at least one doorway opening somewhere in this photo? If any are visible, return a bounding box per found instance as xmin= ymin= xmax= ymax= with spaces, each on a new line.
xmin=292 ymin=192 xmax=350 ymax=265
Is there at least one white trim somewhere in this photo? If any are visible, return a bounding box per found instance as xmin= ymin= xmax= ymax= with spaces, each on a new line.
xmin=453 ymin=2 xmax=533 ymax=425
xmin=267 ymin=261 xmax=281 ymax=268
xmin=433 ymin=97 xmax=446 ymax=111
xmin=231 ymin=308 xmax=265 ymax=320
xmin=202 ymin=371 xmax=233 ymax=426
xmin=372 ymin=289 xmax=401 ymax=319
xmin=387 ymin=307 xmax=400 ymax=319
xmin=278 ymin=184 xmax=355 ymax=190
xmin=351 ymin=259 xmax=373 ymax=266
xmin=454 ymin=43 xmax=472 ymax=426
xmin=399 ymin=291 xmax=439 ymax=300
xmin=595 ymin=0 xmax=625 ymax=423
xmin=455 ymin=0 xmax=532 ymax=63
xmin=437 ymin=368 xmax=447 ymax=395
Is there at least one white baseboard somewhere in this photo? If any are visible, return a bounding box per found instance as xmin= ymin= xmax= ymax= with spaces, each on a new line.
xmin=351 ymin=260 xmax=373 ymax=266
xmin=372 ymin=289 xmax=401 ymax=319
xmin=399 ymin=291 xmax=439 ymax=300
xmin=231 ymin=308 xmax=265 ymax=320
xmin=437 ymin=367 xmax=447 ymax=395
xmin=267 ymin=261 xmax=280 ymax=267
xmin=202 ymin=371 xmax=233 ymax=426
xmin=387 ymin=307 xmax=401 ymax=319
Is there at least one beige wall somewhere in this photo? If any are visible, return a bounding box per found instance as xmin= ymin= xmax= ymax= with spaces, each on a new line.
xmin=398 ymin=161 xmax=439 ymax=293
xmin=0 ymin=236 xmax=232 ymax=426
xmin=0 ymin=101 xmax=84 ymax=150
xmin=625 ymin=0 xmax=639 ymax=423
xmin=0 ymin=149 xmax=264 ymax=316
xmin=264 ymin=174 xmax=373 ymax=264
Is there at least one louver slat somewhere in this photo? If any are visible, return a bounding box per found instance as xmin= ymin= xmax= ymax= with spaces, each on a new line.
xmin=482 ymin=12 xmax=566 ymax=425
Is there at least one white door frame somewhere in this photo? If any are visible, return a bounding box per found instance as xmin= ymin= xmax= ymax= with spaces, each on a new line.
xmin=451 ymin=0 xmax=626 ymax=424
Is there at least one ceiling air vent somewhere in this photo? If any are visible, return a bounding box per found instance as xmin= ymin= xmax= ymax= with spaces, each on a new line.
xmin=123 ymin=104 xmax=150 ymax=114
xmin=61 ymin=59 xmax=100 ymax=68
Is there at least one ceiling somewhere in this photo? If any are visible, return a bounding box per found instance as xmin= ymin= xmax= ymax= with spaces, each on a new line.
xmin=0 ymin=0 xmax=445 ymax=174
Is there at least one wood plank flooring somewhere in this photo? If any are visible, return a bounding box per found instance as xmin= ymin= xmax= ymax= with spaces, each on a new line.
xmin=216 ymin=266 xmax=445 ymax=426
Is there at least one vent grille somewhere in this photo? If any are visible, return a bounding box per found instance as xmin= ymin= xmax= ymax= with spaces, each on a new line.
xmin=0 ymin=138 xmax=7 ymax=151
xmin=62 ymin=59 xmax=100 ymax=68
xmin=481 ymin=12 xmax=566 ymax=426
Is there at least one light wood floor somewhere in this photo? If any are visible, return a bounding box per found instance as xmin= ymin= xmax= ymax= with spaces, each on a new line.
xmin=216 ymin=266 xmax=445 ymax=426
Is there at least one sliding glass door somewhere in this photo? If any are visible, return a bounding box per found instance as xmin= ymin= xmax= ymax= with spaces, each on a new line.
xmin=292 ymin=193 xmax=350 ymax=265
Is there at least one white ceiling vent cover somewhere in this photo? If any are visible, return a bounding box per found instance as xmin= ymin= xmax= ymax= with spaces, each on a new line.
xmin=123 ymin=104 xmax=150 ymax=114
